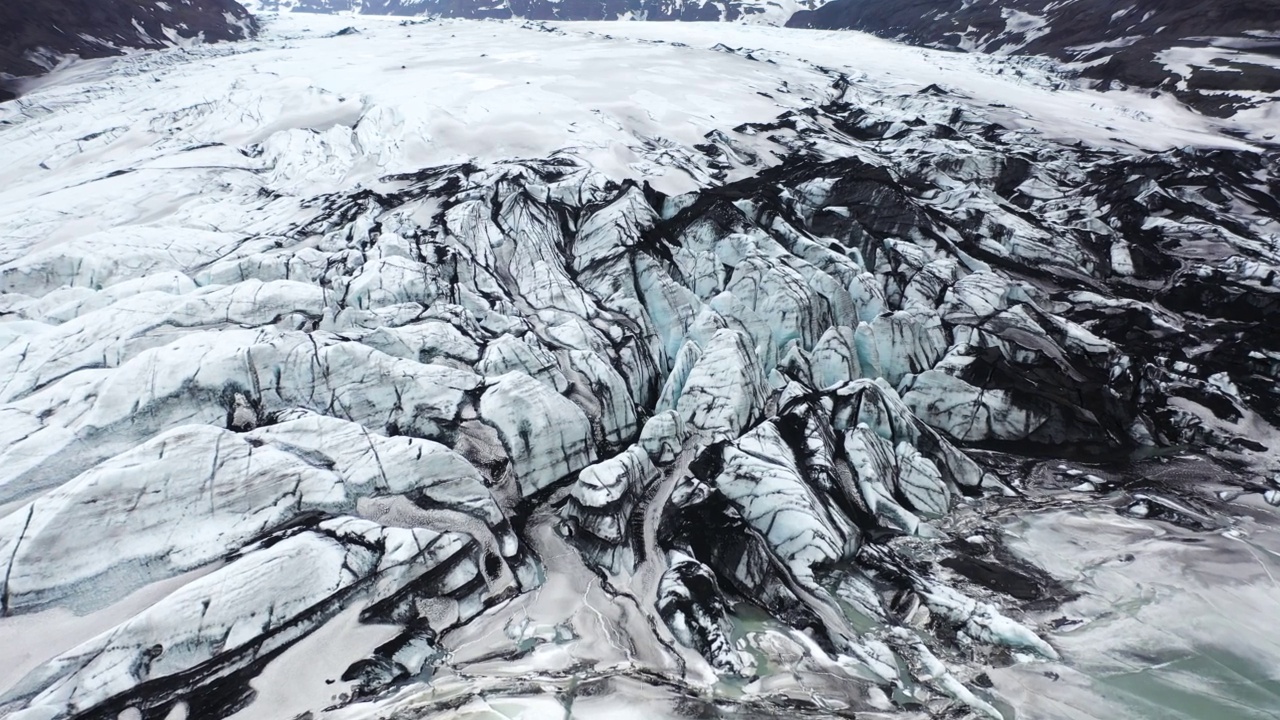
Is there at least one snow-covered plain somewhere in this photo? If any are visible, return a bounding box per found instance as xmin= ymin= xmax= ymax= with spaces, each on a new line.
xmin=1 ymin=11 xmax=1279 ymax=720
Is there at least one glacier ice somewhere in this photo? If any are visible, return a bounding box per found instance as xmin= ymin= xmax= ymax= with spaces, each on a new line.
xmin=1 ymin=12 xmax=1278 ymax=720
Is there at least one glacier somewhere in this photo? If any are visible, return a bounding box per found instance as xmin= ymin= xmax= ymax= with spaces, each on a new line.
xmin=1 ymin=10 xmax=1279 ymax=720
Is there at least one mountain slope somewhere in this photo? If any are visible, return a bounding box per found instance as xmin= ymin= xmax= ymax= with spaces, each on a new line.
xmin=0 ymin=0 xmax=256 ymax=100
xmin=788 ymin=0 xmax=1280 ymax=117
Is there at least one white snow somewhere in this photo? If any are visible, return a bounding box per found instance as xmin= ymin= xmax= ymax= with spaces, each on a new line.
xmin=1158 ymin=42 xmax=1280 ymax=94
xmin=1065 ymin=35 xmax=1143 ymax=55
xmin=995 ymin=9 xmax=1051 ymax=53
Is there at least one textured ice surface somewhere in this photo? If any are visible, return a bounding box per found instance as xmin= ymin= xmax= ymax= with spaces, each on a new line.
xmin=249 ymin=0 xmax=833 ymax=27
xmin=1 ymin=11 xmax=1278 ymax=720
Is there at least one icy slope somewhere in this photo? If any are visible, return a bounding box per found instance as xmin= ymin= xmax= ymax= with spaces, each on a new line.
xmin=0 ymin=0 xmax=256 ymax=100
xmin=564 ymin=20 xmax=1278 ymax=146
xmin=1 ymin=12 xmax=1279 ymax=720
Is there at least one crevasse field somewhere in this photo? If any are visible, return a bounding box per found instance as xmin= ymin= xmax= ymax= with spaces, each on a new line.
xmin=1 ymin=11 xmax=1279 ymax=720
